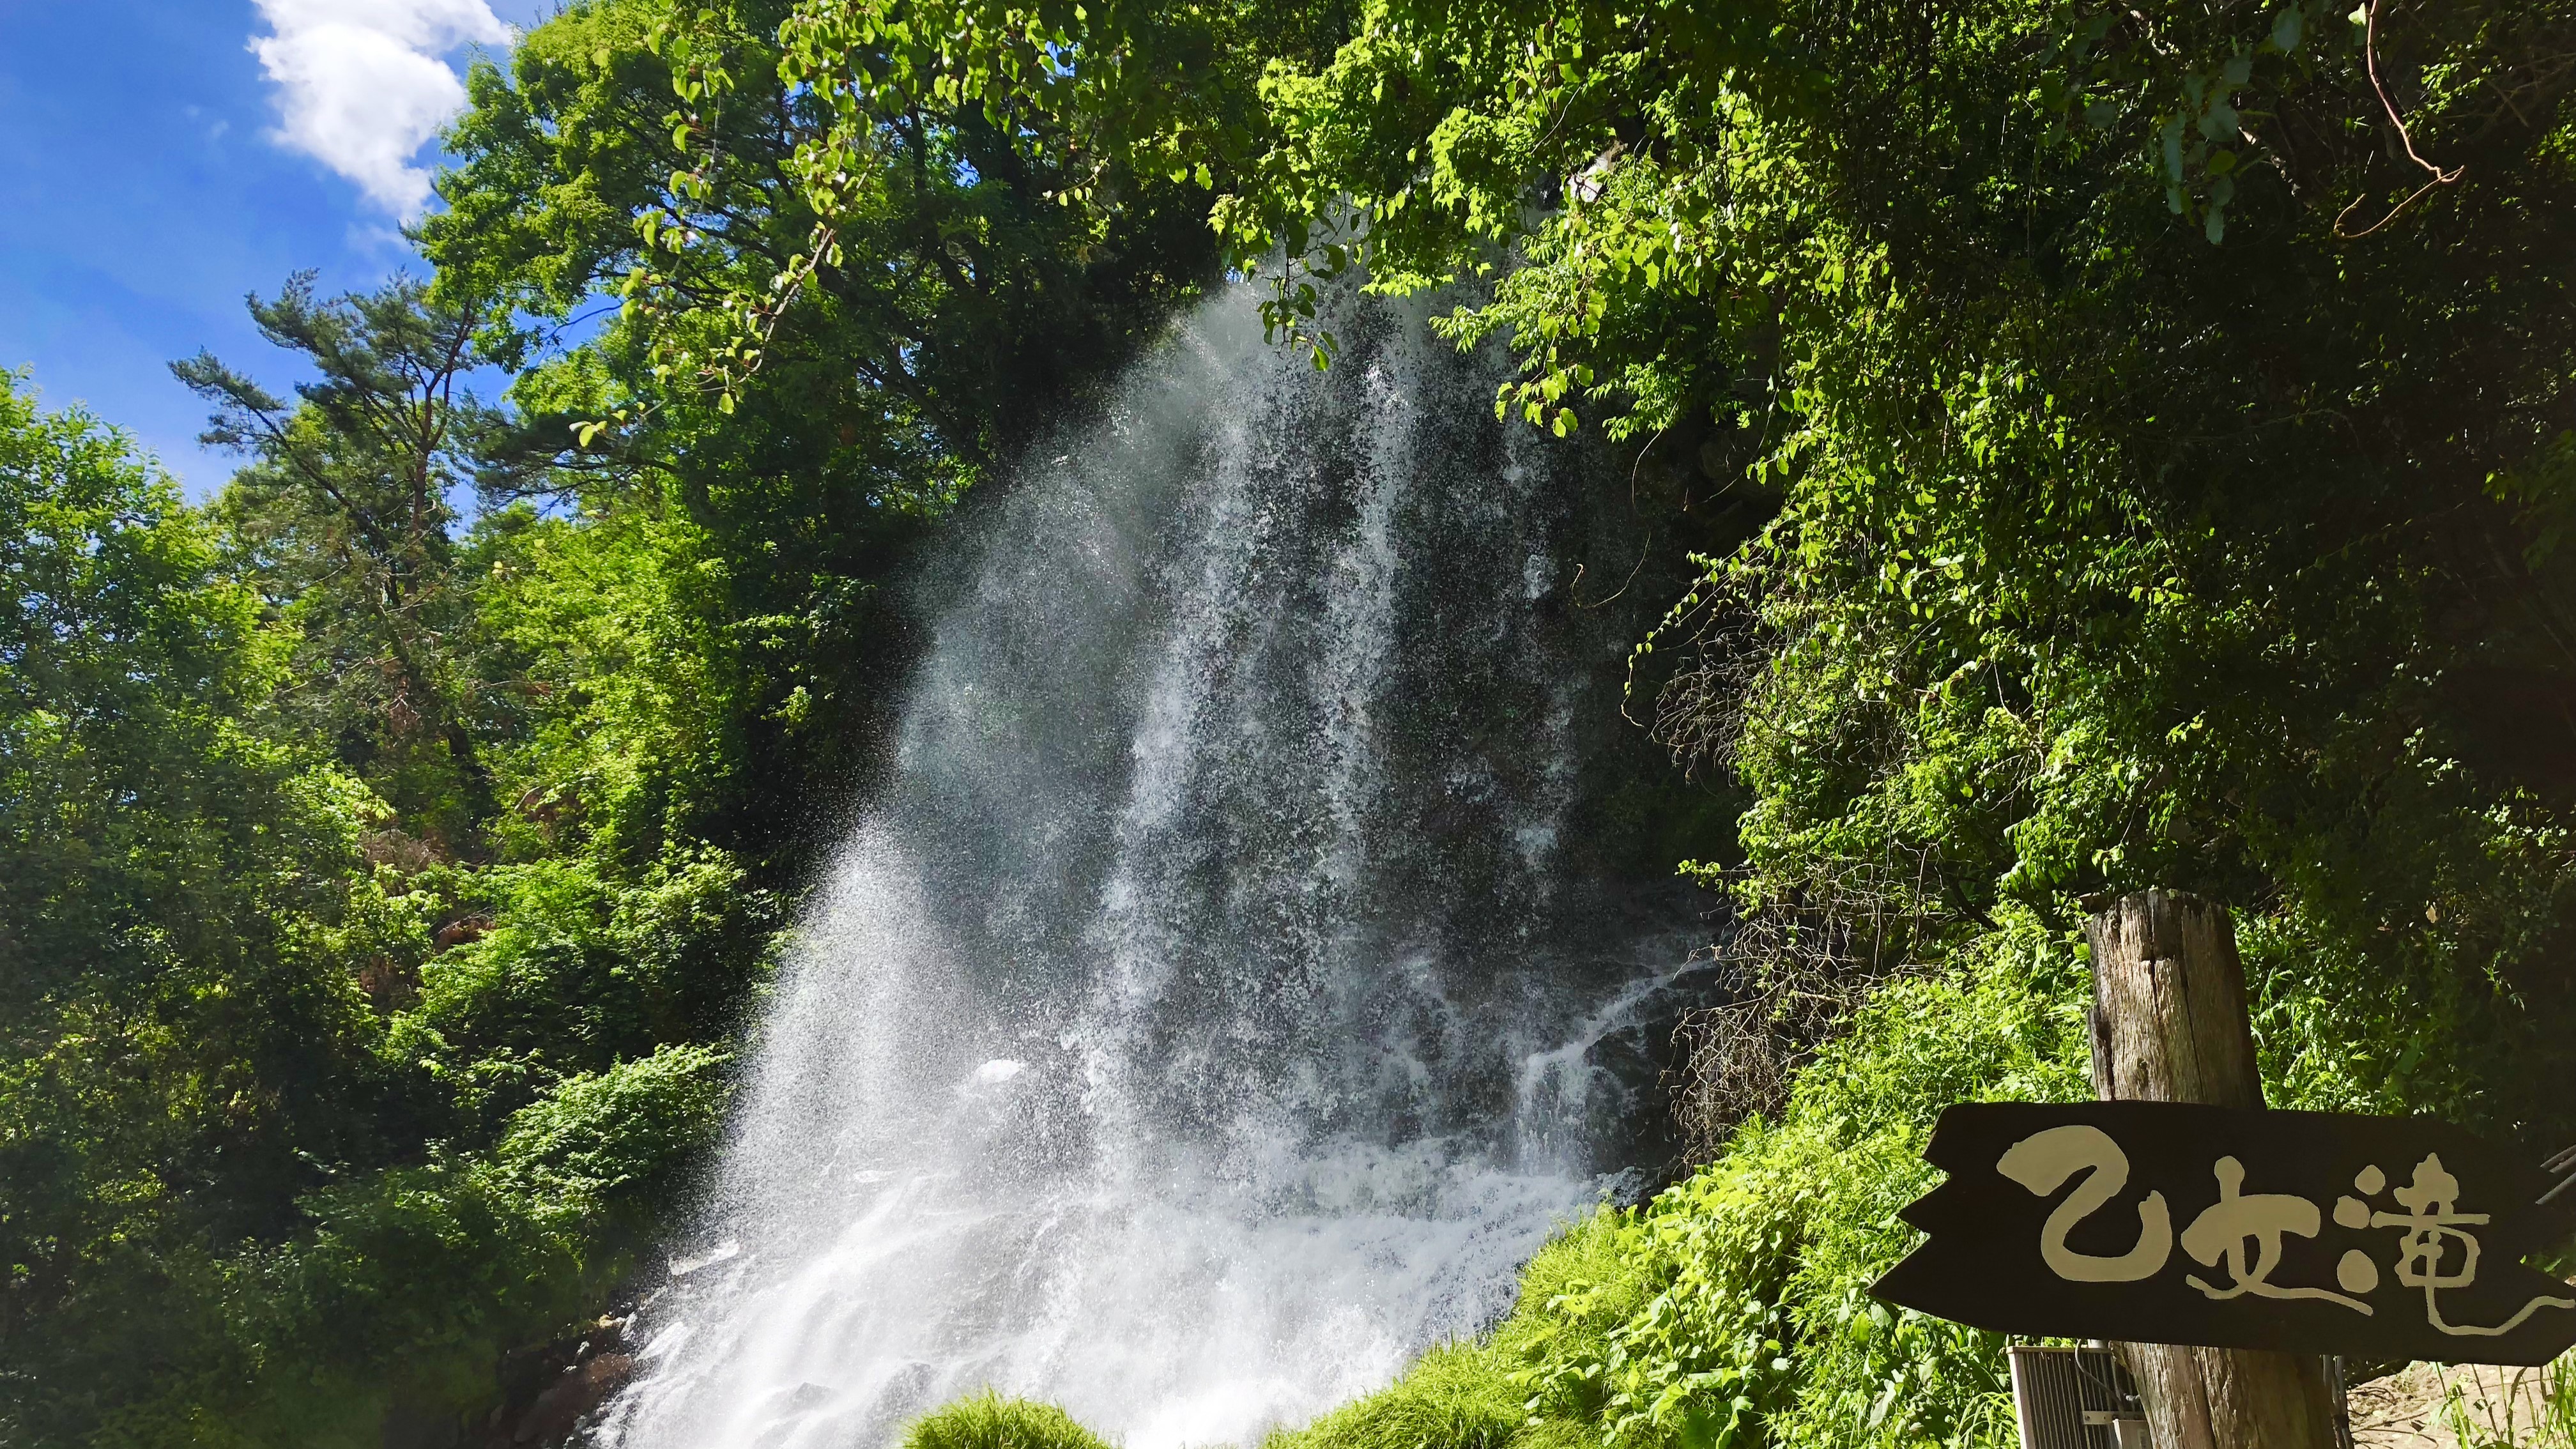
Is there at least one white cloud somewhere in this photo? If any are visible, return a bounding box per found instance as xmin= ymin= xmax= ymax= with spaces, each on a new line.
xmin=250 ymin=0 xmax=513 ymax=217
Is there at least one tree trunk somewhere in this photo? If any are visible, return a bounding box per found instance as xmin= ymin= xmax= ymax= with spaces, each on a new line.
xmin=2083 ymin=889 xmax=2338 ymax=1449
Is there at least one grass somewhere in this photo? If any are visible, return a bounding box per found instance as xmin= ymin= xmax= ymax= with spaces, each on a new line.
xmin=905 ymin=1392 xmax=1117 ymax=1449
xmin=2436 ymin=1354 xmax=2576 ymax=1449
xmin=1262 ymin=1344 xmax=1524 ymax=1449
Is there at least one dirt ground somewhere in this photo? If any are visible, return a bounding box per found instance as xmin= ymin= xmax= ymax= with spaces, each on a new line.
xmin=2349 ymin=1361 xmax=2573 ymax=1448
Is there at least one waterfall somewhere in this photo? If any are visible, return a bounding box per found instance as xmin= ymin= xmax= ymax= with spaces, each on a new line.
xmin=596 ymin=288 xmax=1717 ymax=1449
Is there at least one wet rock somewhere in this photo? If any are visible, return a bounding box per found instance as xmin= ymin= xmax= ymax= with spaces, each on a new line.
xmin=480 ymin=1314 xmax=636 ymax=1448
xmin=434 ymin=914 xmax=493 ymax=949
xmin=512 ymin=1353 xmax=631 ymax=1445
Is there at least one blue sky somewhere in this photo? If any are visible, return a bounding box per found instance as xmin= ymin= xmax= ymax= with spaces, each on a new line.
xmin=0 ymin=0 xmax=557 ymax=494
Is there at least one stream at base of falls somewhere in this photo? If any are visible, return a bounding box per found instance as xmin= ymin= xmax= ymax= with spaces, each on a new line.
xmin=594 ymin=288 xmax=1731 ymax=1449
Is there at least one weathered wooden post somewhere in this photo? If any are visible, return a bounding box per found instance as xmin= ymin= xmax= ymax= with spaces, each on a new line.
xmin=2084 ymin=889 xmax=2338 ymax=1449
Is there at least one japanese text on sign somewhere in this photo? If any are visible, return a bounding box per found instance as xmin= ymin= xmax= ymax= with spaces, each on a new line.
xmin=1873 ymin=1103 xmax=2576 ymax=1364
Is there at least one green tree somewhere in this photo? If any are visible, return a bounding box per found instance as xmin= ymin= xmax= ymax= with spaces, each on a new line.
xmin=0 ymin=371 xmax=395 ymax=1443
xmin=422 ymin=0 xmax=1250 ymax=872
xmin=0 ymin=363 xmax=755 ymax=1436
xmin=174 ymin=274 xmax=516 ymax=852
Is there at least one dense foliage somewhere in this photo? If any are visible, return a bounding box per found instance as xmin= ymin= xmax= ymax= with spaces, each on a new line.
xmin=0 ymin=308 xmax=762 ymax=1445
xmin=8 ymin=0 xmax=2576 ymax=1442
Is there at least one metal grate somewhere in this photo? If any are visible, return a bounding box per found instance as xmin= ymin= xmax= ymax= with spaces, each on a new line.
xmin=2010 ymin=1347 xmax=2358 ymax=1449
xmin=2008 ymin=1346 xmax=2149 ymax=1449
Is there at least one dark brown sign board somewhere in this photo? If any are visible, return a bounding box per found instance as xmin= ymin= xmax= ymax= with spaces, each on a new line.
xmin=1871 ymin=1102 xmax=2576 ymax=1365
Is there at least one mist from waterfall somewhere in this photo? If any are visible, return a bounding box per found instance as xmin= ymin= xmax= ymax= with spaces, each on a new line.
xmin=595 ymin=289 xmax=1719 ymax=1449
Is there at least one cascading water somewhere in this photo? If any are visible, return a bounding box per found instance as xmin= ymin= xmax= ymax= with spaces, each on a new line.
xmin=597 ymin=289 xmax=1721 ymax=1449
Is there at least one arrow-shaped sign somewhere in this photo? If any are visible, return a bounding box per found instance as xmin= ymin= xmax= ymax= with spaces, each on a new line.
xmin=1871 ymin=1102 xmax=2576 ymax=1365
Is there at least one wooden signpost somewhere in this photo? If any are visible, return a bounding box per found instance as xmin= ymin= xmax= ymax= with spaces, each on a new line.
xmin=1870 ymin=891 xmax=2576 ymax=1449
xmin=1871 ymin=1100 xmax=2576 ymax=1363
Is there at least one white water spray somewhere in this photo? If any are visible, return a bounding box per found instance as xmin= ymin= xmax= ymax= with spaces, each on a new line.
xmin=597 ymin=291 xmax=1713 ymax=1449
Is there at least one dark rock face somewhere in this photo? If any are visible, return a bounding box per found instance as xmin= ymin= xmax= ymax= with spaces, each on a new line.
xmin=514 ymin=1352 xmax=634 ymax=1445
xmin=490 ymin=1316 xmax=636 ymax=1448
xmin=378 ymin=1315 xmax=638 ymax=1449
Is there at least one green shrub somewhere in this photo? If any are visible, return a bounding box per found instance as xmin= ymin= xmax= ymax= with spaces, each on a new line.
xmin=496 ymin=1040 xmax=734 ymax=1218
xmin=388 ymin=850 xmax=778 ymax=1131
xmin=906 ymin=1392 xmax=1117 ymax=1449
xmin=1270 ymin=1344 xmax=1523 ymax=1449
xmin=66 ymin=1047 xmax=735 ymax=1448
